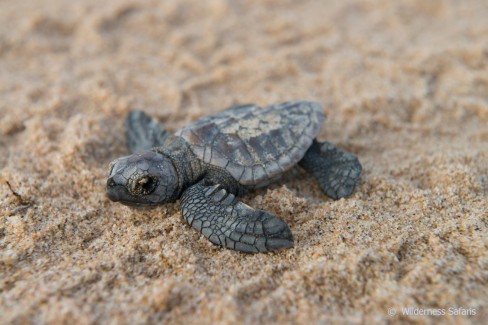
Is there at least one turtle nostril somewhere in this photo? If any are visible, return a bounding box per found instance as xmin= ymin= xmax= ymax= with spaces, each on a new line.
xmin=107 ymin=178 xmax=117 ymax=188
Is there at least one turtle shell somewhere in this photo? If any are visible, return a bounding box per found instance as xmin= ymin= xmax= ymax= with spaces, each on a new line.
xmin=175 ymin=101 xmax=325 ymax=187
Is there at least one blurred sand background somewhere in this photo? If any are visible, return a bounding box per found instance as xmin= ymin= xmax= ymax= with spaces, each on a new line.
xmin=1 ymin=0 xmax=487 ymax=324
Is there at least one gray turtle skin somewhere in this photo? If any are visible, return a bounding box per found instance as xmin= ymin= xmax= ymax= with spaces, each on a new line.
xmin=106 ymin=101 xmax=362 ymax=253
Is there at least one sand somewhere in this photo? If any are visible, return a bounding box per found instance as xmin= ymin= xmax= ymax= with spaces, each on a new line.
xmin=1 ymin=0 xmax=487 ymax=324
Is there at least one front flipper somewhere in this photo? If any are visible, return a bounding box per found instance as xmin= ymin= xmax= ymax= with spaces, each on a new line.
xmin=300 ymin=140 xmax=362 ymax=199
xmin=180 ymin=183 xmax=293 ymax=253
xmin=125 ymin=110 xmax=169 ymax=154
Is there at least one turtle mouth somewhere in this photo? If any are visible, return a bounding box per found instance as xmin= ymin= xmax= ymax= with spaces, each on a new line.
xmin=106 ymin=187 xmax=158 ymax=207
xmin=116 ymin=200 xmax=159 ymax=208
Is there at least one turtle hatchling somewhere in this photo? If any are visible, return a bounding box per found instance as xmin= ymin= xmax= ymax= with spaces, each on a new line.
xmin=106 ymin=101 xmax=362 ymax=253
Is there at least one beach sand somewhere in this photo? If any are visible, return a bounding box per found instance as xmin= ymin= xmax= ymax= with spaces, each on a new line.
xmin=1 ymin=0 xmax=487 ymax=324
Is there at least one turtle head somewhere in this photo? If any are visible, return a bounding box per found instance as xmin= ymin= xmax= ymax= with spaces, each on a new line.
xmin=106 ymin=151 xmax=179 ymax=206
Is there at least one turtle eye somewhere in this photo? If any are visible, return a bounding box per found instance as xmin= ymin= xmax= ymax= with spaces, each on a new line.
xmin=133 ymin=176 xmax=158 ymax=195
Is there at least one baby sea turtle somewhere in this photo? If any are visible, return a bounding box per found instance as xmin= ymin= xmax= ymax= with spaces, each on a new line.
xmin=106 ymin=101 xmax=361 ymax=253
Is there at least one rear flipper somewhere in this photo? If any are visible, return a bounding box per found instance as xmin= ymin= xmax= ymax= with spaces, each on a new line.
xmin=300 ymin=140 xmax=362 ymax=199
xmin=180 ymin=182 xmax=293 ymax=253
xmin=125 ymin=110 xmax=169 ymax=153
